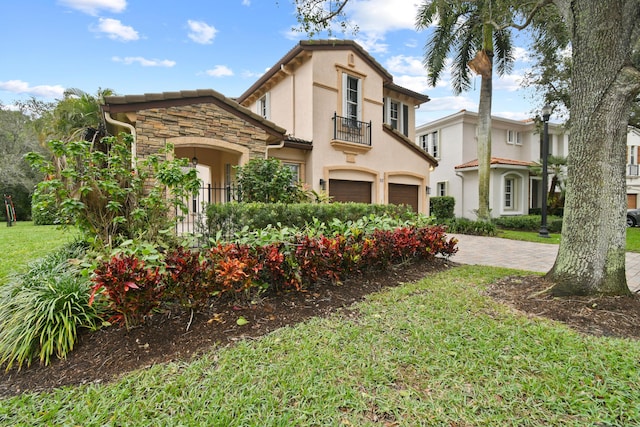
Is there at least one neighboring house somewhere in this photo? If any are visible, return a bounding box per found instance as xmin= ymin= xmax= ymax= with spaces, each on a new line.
xmin=102 ymin=40 xmax=436 ymax=217
xmin=626 ymin=126 xmax=640 ymax=208
xmin=416 ymin=110 xmax=568 ymax=219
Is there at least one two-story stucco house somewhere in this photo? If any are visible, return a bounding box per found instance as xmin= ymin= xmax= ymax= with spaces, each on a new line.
xmin=101 ymin=40 xmax=437 ymax=223
xmin=416 ymin=110 xmax=568 ymax=219
xmin=237 ymin=40 xmax=437 ymax=213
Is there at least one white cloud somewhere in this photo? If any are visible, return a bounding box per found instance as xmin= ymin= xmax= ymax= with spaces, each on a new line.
xmin=187 ymin=20 xmax=217 ymax=44
xmin=513 ymin=46 xmax=531 ymax=63
xmin=385 ymin=55 xmax=425 ymax=76
xmin=493 ymin=110 xmax=531 ymax=121
xmin=206 ymin=65 xmax=234 ymax=77
xmin=112 ymin=56 xmax=176 ymax=67
xmin=58 ymin=0 xmax=126 ymax=15
xmin=394 ymin=75 xmax=431 ymax=94
xmin=242 ymin=0 xmax=251 ymax=5
xmin=494 ymin=73 xmax=524 ymax=92
xmin=421 ymin=95 xmax=476 ymax=112
xmin=241 ymin=69 xmax=266 ymax=79
xmin=0 ymin=80 xmax=65 ymax=98
xmin=345 ymin=0 xmax=419 ymax=35
xmin=354 ymin=34 xmax=388 ymax=54
xmin=92 ymin=18 xmax=139 ymax=41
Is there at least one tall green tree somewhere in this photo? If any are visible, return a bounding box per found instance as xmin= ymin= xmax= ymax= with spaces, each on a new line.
xmin=544 ymin=0 xmax=640 ymax=296
xmin=0 ymin=107 xmax=45 ymax=220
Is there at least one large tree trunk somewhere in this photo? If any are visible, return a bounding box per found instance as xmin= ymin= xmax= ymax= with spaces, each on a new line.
xmin=476 ymin=54 xmax=493 ymax=221
xmin=547 ymin=0 xmax=640 ymax=295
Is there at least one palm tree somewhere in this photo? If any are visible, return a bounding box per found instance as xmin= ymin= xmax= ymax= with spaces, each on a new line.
xmin=416 ymin=0 xmax=516 ymax=221
xmin=36 ymin=88 xmax=115 ymax=144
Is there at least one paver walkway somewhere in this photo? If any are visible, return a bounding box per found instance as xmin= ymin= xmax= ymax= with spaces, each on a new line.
xmin=446 ymin=233 xmax=640 ymax=293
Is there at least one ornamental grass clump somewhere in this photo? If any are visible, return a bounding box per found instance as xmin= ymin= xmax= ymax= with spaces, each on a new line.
xmin=0 ymin=243 xmax=104 ymax=370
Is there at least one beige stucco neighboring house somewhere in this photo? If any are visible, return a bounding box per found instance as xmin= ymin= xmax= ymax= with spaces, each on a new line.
xmin=416 ymin=110 xmax=569 ymax=219
xmin=102 ymin=40 xmax=436 ymax=216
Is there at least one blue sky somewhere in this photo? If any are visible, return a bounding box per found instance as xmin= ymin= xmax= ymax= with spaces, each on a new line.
xmin=0 ymin=0 xmax=540 ymax=125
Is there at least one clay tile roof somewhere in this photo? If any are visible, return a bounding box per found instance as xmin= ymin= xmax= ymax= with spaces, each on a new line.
xmin=455 ymin=157 xmax=536 ymax=169
xmin=103 ymin=89 xmax=287 ymax=136
xmin=237 ymin=40 xmax=429 ymax=105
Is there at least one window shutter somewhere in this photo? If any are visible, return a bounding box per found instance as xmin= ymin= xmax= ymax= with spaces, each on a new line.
xmin=403 ymin=104 xmax=409 ymax=136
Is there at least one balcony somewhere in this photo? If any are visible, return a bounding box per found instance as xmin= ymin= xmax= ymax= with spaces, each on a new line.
xmin=629 ymin=164 xmax=639 ymax=176
xmin=332 ymin=113 xmax=371 ymax=146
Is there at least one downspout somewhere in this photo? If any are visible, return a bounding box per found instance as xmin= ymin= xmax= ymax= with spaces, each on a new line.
xmin=456 ymin=171 xmax=464 ymax=218
xmin=265 ymin=63 xmax=294 ymax=159
xmin=104 ymin=111 xmax=137 ymax=170
xmin=265 ymin=140 xmax=285 ymax=159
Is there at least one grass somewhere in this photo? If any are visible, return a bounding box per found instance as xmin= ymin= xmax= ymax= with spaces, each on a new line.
xmin=1 ymin=265 xmax=638 ymax=426
xmin=498 ymin=227 xmax=640 ymax=252
xmin=0 ymin=222 xmax=76 ymax=283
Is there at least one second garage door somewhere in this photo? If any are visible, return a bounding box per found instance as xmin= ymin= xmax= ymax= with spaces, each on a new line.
xmin=329 ymin=179 xmax=372 ymax=203
xmin=388 ymin=183 xmax=419 ymax=212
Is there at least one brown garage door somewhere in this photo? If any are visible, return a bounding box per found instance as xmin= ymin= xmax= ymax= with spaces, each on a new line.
xmin=388 ymin=183 xmax=419 ymax=212
xmin=329 ymin=179 xmax=371 ymax=203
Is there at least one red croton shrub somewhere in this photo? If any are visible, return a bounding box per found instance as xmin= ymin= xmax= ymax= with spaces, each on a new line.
xmin=91 ymin=225 xmax=458 ymax=327
xmin=89 ymin=254 xmax=163 ymax=328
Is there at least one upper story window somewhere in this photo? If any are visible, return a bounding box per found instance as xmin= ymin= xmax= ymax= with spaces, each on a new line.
xmin=436 ymin=181 xmax=447 ymax=197
xmin=258 ymin=93 xmax=270 ymax=120
xmin=384 ymin=98 xmax=410 ymax=137
xmin=507 ymin=130 xmax=522 ymax=145
xmin=630 ymin=146 xmax=638 ymax=165
xmin=419 ymin=131 xmax=439 ymax=158
xmin=343 ymin=74 xmax=361 ymax=123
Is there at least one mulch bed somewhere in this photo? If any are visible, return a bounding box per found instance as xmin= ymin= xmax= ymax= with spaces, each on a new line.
xmin=2 ymin=260 xmax=639 ymax=398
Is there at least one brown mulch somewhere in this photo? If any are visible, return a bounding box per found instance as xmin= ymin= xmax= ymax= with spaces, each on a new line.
xmin=1 ymin=260 xmax=639 ymax=398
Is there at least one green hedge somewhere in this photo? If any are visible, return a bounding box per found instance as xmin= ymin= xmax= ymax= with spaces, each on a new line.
xmin=429 ymin=196 xmax=455 ymax=220
xmin=493 ymin=215 xmax=563 ymax=233
xmin=440 ymin=217 xmax=497 ymax=236
xmin=205 ymin=202 xmax=415 ymax=238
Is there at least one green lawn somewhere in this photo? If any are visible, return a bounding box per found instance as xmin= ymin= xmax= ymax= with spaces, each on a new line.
xmin=498 ymin=227 xmax=640 ymax=252
xmin=0 ymin=222 xmax=76 ymax=283
xmin=1 ymin=265 xmax=638 ymax=425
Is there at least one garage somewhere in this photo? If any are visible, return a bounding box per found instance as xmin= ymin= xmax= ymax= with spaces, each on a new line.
xmin=388 ymin=183 xmax=419 ymax=212
xmin=329 ymin=179 xmax=372 ymax=203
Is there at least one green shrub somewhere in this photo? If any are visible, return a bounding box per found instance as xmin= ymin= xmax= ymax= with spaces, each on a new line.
xmin=205 ymin=202 xmax=414 ymax=241
xmin=26 ymin=134 xmax=200 ymax=249
xmin=494 ymin=215 xmax=563 ymax=233
xmin=441 ymin=217 xmax=497 ymax=236
xmin=0 ymin=243 xmax=104 ymax=370
xmin=235 ymin=158 xmax=304 ymax=203
xmin=31 ymin=187 xmax=59 ymax=225
xmin=430 ymin=196 xmax=455 ymax=220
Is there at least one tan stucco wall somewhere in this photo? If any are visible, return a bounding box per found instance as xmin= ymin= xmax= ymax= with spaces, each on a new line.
xmin=244 ymin=46 xmax=433 ymax=214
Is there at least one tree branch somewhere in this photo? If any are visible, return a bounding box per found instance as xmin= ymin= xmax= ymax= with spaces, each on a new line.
xmin=488 ymin=0 xmax=554 ymax=31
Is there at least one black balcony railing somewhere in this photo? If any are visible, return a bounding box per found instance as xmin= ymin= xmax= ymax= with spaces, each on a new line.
xmin=332 ymin=113 xmax=371 ymax=146
xmin=628 ymin=164 xmax=639 ymax=176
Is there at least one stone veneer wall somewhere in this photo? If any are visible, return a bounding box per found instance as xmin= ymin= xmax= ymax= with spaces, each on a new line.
xmin=134 ymin=103 xmax=271 ymax=159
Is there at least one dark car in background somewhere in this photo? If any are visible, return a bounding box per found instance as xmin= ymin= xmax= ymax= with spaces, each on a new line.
xmin=627 ymin=209 xmax=640 ymax=227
